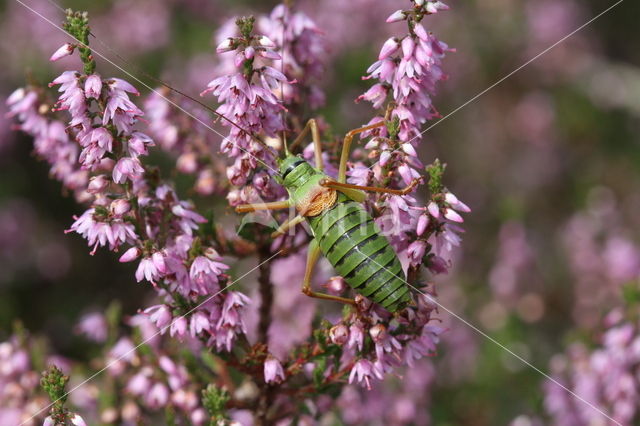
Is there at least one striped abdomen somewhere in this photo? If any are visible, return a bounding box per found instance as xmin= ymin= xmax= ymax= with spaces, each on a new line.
xmin=307 ymin=195 xmax=412 ymax=312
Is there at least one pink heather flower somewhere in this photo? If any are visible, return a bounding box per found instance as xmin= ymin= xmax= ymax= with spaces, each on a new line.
xmin=171 ymin=202 xmax=207 ymax=236
xmin=144 ymin=304 xmax=173 ymax=330
xmin=43 ymin=417 xmax=55 ymax=426
xmin=427 ymin=201 xmax=440 ymax=218
xmin=126 ymin=370 xmax=151 ymax=396
xmin=348 ymin=324 xmax=365 ymax=351
xmin=190 ymin=311 xmax=211 ymax=337
xmin=216 ymin=38 xmax=234 ymax=53
xmin=330 ymin=324 xmax=349 ymax=345
xmin=386 ymin=10 xmax=406 ymax=23
xmin=190 ymin=255 xmax=229 ymax=281
xmin=417 ymin=214 xmax=429 ymax=236
xmin=349 ymin=359 xmax=384 ymax=389
xmin=379 ymin=37 xmax=399 ymax=60
xmin=128 ymin=132 xmax=155 ymax=157
xmin=119 ymin=247 xmax=140 ymax=262
xmin=103 ymin=80 xmax=143 ymax=133
xmin=135 ymin=252 xmax=167 ymax=283
xmin=50 ymin=43 xmax=75 ymax=61
xmin=169 ymin=316 xmax=188 ymax=338
xmin=69 ymin=208 xmax=138 ymax=254
xmin=146 ymin=382 xmax=170 ymax=409
xmin=113 ymin=157 xmax=144 ymax=184
xmin=69 ymin=414 xmax=87 ymax=426
xmin=358 ymin=84 xmax=388 ymax=109
xmin=110 ymin=199 xmax=131 ymax=217
xmin=87 ymin=175 xmax=109 ymax=194
xmin=75 ymin=312 xmax=108 ymax=343
xmin=324 ymin=276 xmax=347 ymax=295
xmin=444 ymin=208 xmax=463 ymax=223
xmin=264 ymin=356 xmax=285 ymax=384
xmin=84 ymin=74 xmax=102 ymax=99
xmin=444 ymin=192 xmax=471 ymax=212
xmin=50 ymin=71 xmax=87 ymax=119
xmin=407 ymin=240 xmax=428 ymax=265
xmin=428 ymin=255 xmax=449 ymax=274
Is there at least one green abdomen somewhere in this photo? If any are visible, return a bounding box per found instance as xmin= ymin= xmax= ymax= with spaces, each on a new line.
xmin=307 ymin=195 xmax=412 ymax=312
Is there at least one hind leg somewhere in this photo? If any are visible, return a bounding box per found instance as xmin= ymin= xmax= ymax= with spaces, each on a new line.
xmin=302 ymin=240 xmax=355 ymax=305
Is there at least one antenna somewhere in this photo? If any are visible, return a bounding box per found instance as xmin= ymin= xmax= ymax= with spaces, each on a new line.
xmin=279 ymin=4 xmax=290 ymax=156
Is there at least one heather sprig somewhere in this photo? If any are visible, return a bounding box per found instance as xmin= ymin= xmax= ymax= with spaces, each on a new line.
xmin=6 ymin=3 xmax=463 ymax=424
xmin=41 ymin=365 xmax=87 ymax=426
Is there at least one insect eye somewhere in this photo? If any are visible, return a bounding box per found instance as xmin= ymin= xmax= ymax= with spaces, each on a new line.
xmin=282 ymin=159 xmax=305 ymax=180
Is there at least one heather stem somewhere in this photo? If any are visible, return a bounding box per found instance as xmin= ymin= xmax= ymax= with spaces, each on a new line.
xmin=257 ymin=248 xmax=273 ymax=344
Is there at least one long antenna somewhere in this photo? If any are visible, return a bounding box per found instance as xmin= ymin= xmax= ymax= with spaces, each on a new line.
xmin=279 ymin=4 xmax=290 ymax=156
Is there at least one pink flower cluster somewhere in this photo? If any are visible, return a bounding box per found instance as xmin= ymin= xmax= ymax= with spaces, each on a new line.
xmin=258 ymin=4 xmax=327 ymax=109
xmin=328 ymin=292 xmax=443 ymax=390
xmin=359 ymin=0 xmax=451 ymax=142
xmin=0 ymin=337 xmax=44 ymax=425
xmin=8 ymin=35 xmax=254 ymax=356
xmin=202 ymin=16 xmax=287 ymax=199
xmin=545 ymin=308 xmax=640 ymax=425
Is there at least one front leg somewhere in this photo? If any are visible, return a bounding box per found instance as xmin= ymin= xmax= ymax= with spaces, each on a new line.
xmin=338 ymin=121 xmax=387 ymax=183
xmin=302 ymin=239 xmax=355 ymax=306
xmin=271 ymin=214 xmax=305 ymax=238
xmin=319 ymin=178 xmax=421 ymax=196
xmin=235 ymin=199 xmax=291 ymax=213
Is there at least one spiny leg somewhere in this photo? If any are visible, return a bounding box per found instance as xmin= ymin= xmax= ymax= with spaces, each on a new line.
xmin=271 ymin=214 xmax=305 ymax=238
xmin=338 ymin=121 xmax=387 ymax=183
xmin=319 ymin=178 xmax=421 ymax=196
xmin=288 ymin=118 xmax=323 ymax=171
xmin=235 ymin=200 xmax=291 ymax=213
xmin=302 ymin=240 xmax=355 ymax=305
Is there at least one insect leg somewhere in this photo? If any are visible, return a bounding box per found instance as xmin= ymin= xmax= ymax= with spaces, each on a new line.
xmin=338 ymin=121 xmax=387 ymax=183
xmin=289 ymin=119 xmax=323 ymax=171
xmin=235 ymin=200 xmax=291 ymax=213
xmin=302 ymin=240 xmax=355 ymax=306
xmin=271 ymin=214 xmax=305 ymax=238
xmin=320 ymin=178 xmax=421 ymax=196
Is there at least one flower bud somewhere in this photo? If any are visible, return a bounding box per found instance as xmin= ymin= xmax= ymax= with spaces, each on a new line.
xmin=50 ymin=43 xmax=75 ymax=61
xmin=379 ymin=37 xmax=399 ymax=60
xmin=244 ymin=46 xmax=255 ymax=59
xmin=401 ymin=37 xmax=415 ymax=59
xmin=119 ymin=247 xmax=140 ymax=263
xmin=379 ymin=150 xmax=392 ymax=167
xmin=204 ymin=247 xmax=222 ymax=260
xmin=329 ymin=324 xmax=349 ymax=345
xmin=216 ymin=38 xmax=235 ymax=53
xmin=444 ymin=208 xmax=463 ymax=223
xmin=427 ymin=201 xmax=440 ymax=218
xmin=417 ymin=214 xmax=429 ymax=236
xmin=369 ymin=324 xmax=386 ymax=343
xmin=110 ymin=199 xmax=131 ymax=217
xmin=258 ymin=35 xmax=276 ymax=47
xmin=177 ymin=152 xmax=198 ymax=174
xmin=401 ymin=143 xmax=417 ymax=157
xmin=87 ymin=175 xmax=109 ymax=194
xmin=386 ymin=10 xmax=406 ymax=23
xmin=325 ymin=276 xmax=347 ymax=295
xmin=354 ymin=294 xmax=372 ymax=312
xmin=84 ymin=74 xmax=102 ymax=99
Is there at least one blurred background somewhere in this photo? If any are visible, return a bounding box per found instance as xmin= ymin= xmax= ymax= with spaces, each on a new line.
xmin=1 ymin=0 xmax=639 ymax=424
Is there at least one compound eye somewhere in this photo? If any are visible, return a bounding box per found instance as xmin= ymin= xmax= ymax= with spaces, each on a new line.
xmin=282 ymin=159 xmax=305 ymax=180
